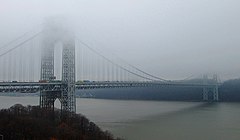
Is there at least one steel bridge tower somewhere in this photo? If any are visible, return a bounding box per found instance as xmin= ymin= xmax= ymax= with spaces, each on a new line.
xmin=40 ymin=21 xmax=76 ymax=113
xmin=202 ymin=74 xmax=219 ymax=102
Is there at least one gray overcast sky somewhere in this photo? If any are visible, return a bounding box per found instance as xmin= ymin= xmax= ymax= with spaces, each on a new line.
xmin=0 ymin=0 xmax=240 ymax=80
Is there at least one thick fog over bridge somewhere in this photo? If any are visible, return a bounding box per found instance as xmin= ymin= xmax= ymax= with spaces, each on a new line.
xmin=0 ymin=0 xmax=240 ymax=80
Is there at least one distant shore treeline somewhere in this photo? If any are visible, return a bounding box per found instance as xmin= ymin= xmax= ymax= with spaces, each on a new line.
xmin=0 ymin=104 xmax=122 ymax=140
xmin=219 ymin=79 xmax=240 ymax=101
xmin=79 ymin=78 xmax=240 ymax=102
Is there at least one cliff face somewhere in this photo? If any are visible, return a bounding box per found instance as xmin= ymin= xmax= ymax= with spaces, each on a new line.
xmin=0 ymin=104 xmax=122 ymax=140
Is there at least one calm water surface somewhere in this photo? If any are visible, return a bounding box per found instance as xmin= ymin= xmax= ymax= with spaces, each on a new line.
xmin=0 ymin=96 xmax=240 ymax=140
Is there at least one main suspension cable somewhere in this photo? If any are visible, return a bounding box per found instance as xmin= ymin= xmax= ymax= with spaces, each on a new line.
xmin=0 ymin=31 xmax=42 ymax=58
xmin=76 ymin=38 xmax=156 ymax=81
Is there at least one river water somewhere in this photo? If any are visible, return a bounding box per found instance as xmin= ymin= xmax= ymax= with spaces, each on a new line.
xmin=0 ymin=96 xmax=240 ymax=140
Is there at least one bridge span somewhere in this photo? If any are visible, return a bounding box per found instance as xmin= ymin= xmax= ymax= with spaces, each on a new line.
xmin=0 ymin=19 xmax=220 ymax=113
xmin=0 ymin=81 xmax=219 ymax=101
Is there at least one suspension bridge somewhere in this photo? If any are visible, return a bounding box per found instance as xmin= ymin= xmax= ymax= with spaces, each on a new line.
xmin=0 ymin=19 xmax=220 ymax=113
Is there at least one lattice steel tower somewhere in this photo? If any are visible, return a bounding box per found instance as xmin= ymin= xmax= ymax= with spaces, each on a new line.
xmin=40 ymin=19 xmax=76 ymax=113
xmin=202 ymin=74 xmax=219 ymax=102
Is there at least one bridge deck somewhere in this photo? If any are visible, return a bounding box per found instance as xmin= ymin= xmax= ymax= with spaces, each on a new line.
xmin=0 ymin=81 xmax=220 ymax=93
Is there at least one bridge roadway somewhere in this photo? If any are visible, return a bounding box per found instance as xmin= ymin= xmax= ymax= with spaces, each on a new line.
xmin=0 ymin=81 xmax=219 ymax=93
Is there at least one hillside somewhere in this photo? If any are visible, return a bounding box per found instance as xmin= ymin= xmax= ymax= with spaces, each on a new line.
xmin=0 ymin=104 xmax=122 ymax=140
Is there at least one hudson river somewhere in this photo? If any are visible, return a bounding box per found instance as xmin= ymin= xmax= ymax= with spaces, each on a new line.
xmin=0 ymin=96 xmax=240 ymax=140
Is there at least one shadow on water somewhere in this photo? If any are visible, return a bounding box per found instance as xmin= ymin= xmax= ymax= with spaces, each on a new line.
xmin=127 ymin=102 xmax=219 ymax=124
xmin=103 ymin=102 xmax=224 ymax=140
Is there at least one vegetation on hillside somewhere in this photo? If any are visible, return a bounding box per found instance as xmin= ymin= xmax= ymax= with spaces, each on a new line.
xmin=0 ymin=104 xmax=123 ymax=140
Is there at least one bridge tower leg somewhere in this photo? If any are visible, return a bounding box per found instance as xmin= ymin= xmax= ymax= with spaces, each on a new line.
xmin=40 ymin=40 xmax=56 ymax=110
xmin=202 ymin=75 xmax=209 ymax=101
xmin=212 ymin=74 xmax=219 ymax=101
xmin=61 ymin=39 xmax=76 ymax=113
xmin=40 ymin=41 xmax=54 ymax=81
xmin=203 ymin=87 xmax=209 ymax=101
xmin=213 ymin=85 xmax=219 ymax=101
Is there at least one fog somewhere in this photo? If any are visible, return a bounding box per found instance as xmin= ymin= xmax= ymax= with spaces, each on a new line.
xmin=0 ymin=0 xmax=240 ymax=80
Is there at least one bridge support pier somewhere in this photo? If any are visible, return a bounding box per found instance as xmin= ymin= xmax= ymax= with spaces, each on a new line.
xmin=213 ymin=85 xmax=219 ymax=101
xmin=40 ymin=91 xmax=61 ymax=111
xmin=203 ymin=87 xmax=209 ymax=101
